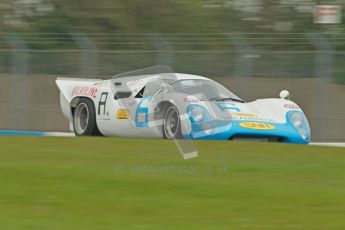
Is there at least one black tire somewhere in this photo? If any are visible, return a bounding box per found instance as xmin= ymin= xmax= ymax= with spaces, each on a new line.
xmin=73 ymin=98 xmax=101 ymax=136
xmin=163 ymin=105 xmax=183 ymax=139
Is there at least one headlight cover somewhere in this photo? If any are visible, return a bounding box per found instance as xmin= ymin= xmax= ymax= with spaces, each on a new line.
xmin=288 ymin=111 xmax=311 ymax=142
xmin=290 ymin=112 xmax=303 ymax=128
xmin=187 ymin=105 xmax=213 ymax=123
xmin=191 ymin=106 xmax=204 ymax=122
xmin=186 ymin=104 xmax=232 ymax=138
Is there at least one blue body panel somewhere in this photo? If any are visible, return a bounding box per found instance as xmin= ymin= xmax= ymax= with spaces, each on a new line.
xmin=185 ymin=104 xmax=310 ymax=144
xmin=185 ymin=120 xmax=308 ymax=144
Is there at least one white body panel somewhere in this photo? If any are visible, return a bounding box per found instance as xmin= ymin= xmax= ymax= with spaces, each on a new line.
xmin=56 ymin=73 xmax=308 ymax=143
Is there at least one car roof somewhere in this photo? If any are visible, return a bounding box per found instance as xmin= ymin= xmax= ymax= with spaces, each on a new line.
xmin=111 ymin=73 xmax=210 ymax=93
xmin=112 ymin=73 xmax=208 ymax=81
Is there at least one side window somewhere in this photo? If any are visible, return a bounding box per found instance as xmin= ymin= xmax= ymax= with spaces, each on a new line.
xmin=142 ymin=79 xmax=173 ymax=97
xmin=135 ymin=87 xmax=145 ymax=98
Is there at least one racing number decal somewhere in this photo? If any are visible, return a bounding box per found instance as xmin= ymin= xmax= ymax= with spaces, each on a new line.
xmin=135 ymin=98 xmax=149 ymax=128
xmin=98 ymin=92 xmax=108 ymax=115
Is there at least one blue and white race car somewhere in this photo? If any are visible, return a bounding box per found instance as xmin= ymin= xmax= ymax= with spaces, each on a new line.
xmin=56 ymin=68 xmax=311 ymax=144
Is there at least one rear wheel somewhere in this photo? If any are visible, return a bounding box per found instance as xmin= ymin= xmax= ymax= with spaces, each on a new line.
xmin=163 ymin=105 xmax=182 ymax=139
xmin=73 ymin=98 xmax=101 ymax=136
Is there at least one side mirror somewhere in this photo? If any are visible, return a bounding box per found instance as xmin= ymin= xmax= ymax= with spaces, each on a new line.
xmin=279 ymin=90 xmax=290 ymax=100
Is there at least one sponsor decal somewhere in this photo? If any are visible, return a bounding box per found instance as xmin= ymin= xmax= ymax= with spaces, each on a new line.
xmin=232 ymin=112 xmax=258 ymax=119
xmin=127 ymin=99 xmax=137 ymax=107
xmin=127 ymin=79 xmax=146 ymax=87
xmin=239 ymin=122 xmax=276 ymax=130
xmin=72 ymin=86 xmax=98 ymax=98
xmin=183 ymin=96 xmax=199 ymax=103
xmin=230 ymin=112 xmax=275 ymax=122
xmin=127 ymin=80 xmax=139 ymax=86
xmin=116 ymin=109 xmax=129 ymax=119
xmin=284 ymin=104 xmax=300 ymax=109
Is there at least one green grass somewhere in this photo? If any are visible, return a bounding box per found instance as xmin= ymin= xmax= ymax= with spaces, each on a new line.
xmin=0 ymin=137 xmax=345 ymax=230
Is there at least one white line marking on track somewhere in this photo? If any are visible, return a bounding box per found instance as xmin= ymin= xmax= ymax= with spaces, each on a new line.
xmin=310 ymin=142 xmax=345 ymax=147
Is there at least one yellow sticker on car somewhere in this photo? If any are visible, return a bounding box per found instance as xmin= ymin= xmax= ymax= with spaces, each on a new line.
xmin=239 ymin=122 xmax=275 ymax=130
xmin=116 ymin=109 xmax=129 ymax=119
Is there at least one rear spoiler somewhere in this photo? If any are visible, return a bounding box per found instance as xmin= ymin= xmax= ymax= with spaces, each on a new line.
xmin=56 ymin=77 xmax=102 ymax=103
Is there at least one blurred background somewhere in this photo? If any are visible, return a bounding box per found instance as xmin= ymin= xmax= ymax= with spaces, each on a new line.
xmin=0 ymin=0 xmax=344 ymax=141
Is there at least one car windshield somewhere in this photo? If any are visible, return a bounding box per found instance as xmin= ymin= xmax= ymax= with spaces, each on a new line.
xmin=170 ymin=79 xmax=243 ymax=102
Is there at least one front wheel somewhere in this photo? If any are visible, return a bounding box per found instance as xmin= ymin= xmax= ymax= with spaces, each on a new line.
xmin=73 ymin=98 xmax=101 ymax=136
xmin=163 ymin=105 xmax=182 ymax=139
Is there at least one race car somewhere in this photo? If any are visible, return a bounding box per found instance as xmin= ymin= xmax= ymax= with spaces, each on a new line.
xmin=56 ymin=67 xmax=311 ymax=144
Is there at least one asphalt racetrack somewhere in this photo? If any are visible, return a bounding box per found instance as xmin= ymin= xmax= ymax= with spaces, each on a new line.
xmin=0 ymin=136 xmax=345 ymax=229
